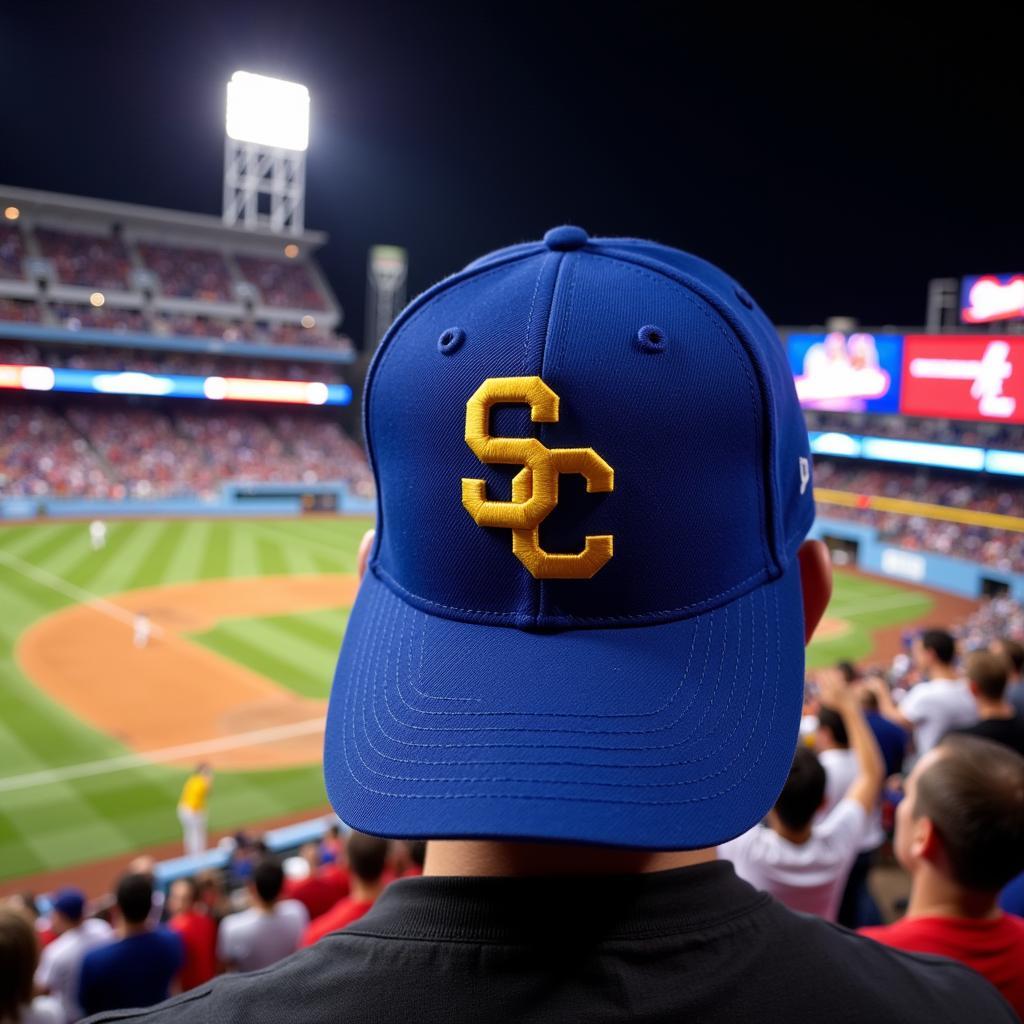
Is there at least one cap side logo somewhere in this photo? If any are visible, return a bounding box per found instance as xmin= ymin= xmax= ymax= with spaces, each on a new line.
xmin=461 ymin=376 xmax=614 ymax=579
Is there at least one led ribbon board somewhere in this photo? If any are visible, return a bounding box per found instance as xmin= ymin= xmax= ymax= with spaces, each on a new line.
xmin=0 ymin=365 xmax=351 ymax=406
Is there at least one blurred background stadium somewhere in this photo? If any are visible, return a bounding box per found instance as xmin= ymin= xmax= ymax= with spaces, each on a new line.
xmin=0 ymin=7 xmax=1021 ymax=909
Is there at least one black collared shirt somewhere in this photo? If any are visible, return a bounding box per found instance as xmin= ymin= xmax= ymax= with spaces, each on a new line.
xmin=85 ymin=861 xmax=1015 ymax=1023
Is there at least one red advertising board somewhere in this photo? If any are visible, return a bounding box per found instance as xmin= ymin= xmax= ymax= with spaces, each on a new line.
xmin=901 ymin=335 xmax=1024 ymax=424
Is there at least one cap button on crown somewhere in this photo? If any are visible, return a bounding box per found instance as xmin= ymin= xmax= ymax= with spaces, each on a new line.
xmin=543 ymin=225 xmax=589 ymax=251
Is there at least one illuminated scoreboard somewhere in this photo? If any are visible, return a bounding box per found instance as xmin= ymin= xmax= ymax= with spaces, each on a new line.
xmin=788 ymin=333 xmax=1021 ymax=425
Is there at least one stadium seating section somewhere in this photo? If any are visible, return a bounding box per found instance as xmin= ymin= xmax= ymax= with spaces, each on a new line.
xmin=815 ymin=458 xmax=1024 ymax=573
xmin=236 ymin=255 xmax=327 ymax=310
xmin=0 ymin=402 xmax=373 ymax=500
xmin=0 ymin=223 xmax=25 ymax=279
xmin=138 ymin=242 xmax=234 ymax=301
xmin=0 ymin=299 xmax=348 ymax=350
xmin=36 ymin=227 xmax=132 ymax=289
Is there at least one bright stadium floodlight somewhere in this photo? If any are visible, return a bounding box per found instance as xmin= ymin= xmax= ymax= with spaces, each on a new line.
xmin=223 ymin=71 xmax=309 ymax=234
xmin=226 ymin=71 xmax=309 ymax=151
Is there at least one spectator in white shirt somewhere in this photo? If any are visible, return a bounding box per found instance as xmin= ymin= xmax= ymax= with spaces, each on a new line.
xmin=870 ymin=630 xmax=977 ymax=757
xmin=720 ymin=669 xmax=884 ymax=922
xmin=34 ymin=888 xmax=113 ymax=1022
xmin=217 ymin=859 xmax=308 ymax=973
xmin=816 ymin=707 xmax=885 ymax=927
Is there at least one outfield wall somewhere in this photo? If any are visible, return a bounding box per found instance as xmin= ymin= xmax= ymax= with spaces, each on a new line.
xmin=811 ymin=516 xmax=1024 ymax=602
xmin=0 ymin=482 xmax=376 ymax=521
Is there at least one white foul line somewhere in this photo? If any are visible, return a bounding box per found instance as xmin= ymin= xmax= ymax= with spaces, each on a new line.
xmin=0 ymin=717 xmax=326 ymax=794
xmin=0 ymin=547 xmax=164 ymax=635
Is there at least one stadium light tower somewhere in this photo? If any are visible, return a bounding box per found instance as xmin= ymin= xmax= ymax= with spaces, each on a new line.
xmin=223 ymin=71 xmax=310 ymax=235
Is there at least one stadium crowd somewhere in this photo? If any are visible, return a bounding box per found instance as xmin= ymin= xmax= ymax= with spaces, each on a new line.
xmin=36 ymin=229 xmax=132 ymax=291
xmin=235 ymin=256 xmax=327 ymax=310
xmin=814 ymin=459 xmax=1024 ymax=572
xmin=137 ymin=244 xmax=233 ymax=303
xmin=3 ymin=591 xmax=1023 ymax=1022
xmin=0 ymin=298 xmax=42 ymax=322
xmin=0 ymin=300 xmax=350 ymax=350
xmin=0 ymin=827 xmax=420 ymax=1022
xmin=0 ymin=403 xmax=374 ymax=500
xmin=0 ymin=224 xmax=26 ymax=279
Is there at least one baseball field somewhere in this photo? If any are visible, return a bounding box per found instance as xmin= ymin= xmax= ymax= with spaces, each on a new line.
xmin=0 ymin=517 xmax=973 ymax=889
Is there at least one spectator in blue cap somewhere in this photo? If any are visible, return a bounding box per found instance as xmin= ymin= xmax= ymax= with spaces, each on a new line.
xmin=35 ymin=888 xmax=112 ymax=1022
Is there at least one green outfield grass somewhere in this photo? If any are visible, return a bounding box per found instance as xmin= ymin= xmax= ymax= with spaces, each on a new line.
xmin=0 ymin=517 xmax=933 ymax=885
xmin=191 ymin=607 xmax=348 ymax=699
xmin=805 ymin=571 xmax=933 ymax=669
xmin=0 ymin=517 xmax=370 ymax=883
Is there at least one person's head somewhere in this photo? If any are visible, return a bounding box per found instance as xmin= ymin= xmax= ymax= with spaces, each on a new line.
xmin=992 ymin=638 xmax=1024 ymax=682
xmin=815 ymin=707 xmax=849 ymax=751
xmin=115 ymin=872 xmax=153 ymax=927
xmin=195 ymin=762 xmax=212 ymax=779
xmin=912 ymin=629 xmax=956 ymax=673
xmin=167 ymin=877 xmax=198 ymax=917
xmin=251 ymin=859 xmax=285 ymax=906
xmin=894 ymin=735 xmax=1024 ymax=893
xmin=0 ymin=908 xmax=38 ymax=1022
xmin=965 ymin=650 xmax=1009 ymax=703
xmin=323 ymin=229 xmax=832 ymax=855
xmin=299 ymin=842 xmax=321 ymax=870
xmin=836 ymin=660 xmax=860 ymax=685
xmin=770 ymin=747 xmax=826 ymax=833
xmin=3 ymin=894 xmax=37 ymax=925
xmin=346 ymin=831 xmax=389 ymax=885
xmin=128 ymin=855 xmax=155 ymax=881
xmin=194 ymin=869 xmax=224 ymax=912
xmin=49 ymin=887 xmax=85 ymax=935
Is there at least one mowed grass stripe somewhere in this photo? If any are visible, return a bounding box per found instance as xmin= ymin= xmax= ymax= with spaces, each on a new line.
xmin=190 ymin=620 xmax=332 ymax=699
xmin=2 ymin=523 xmax=83 ymax=567
xmin=269 ymin=607 xmax=349 ymax=650
xmin=41 ymin=521 xmax=133 ymax=583
xmin=80 ymin=520 xmax=166 ymax=594
xmin=122 ymin=520 xmax=190 ymax=590
xmin=196 ymin=521 xmax=230 ymax=579
xmin=254 ymin=535 xmax=291 ymax=577
xmin=246 ymin=520 xmax=355 ymax=570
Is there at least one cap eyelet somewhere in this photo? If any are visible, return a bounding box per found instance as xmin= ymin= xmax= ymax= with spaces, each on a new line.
xmin=735 ymin=287 xmax=754 ymax=310
xmin=438 ymin=327 xmax=465 ymax=354
xmin=636 ymin=324 xmax=667 ymax=353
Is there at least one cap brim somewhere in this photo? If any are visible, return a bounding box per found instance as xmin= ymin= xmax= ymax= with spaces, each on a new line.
xmin=324 ymin=564 xmax=806 ymax=850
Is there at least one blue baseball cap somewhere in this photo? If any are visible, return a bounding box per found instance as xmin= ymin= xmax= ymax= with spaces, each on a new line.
xmin=52 ymin=887 xmax=85 ymax=921
xmin=325 ymin=226 xmax=816 ymax=849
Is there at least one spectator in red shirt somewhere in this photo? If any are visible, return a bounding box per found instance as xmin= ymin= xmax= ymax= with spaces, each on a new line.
xmin=302 ymin=833 xmax=389 ymax=946
xmin=860 ymin=734 xmax=1024 ymax=1016
xmin=166 ymin=878 xmax=217 ymax=992
xmin=284 ymin=844 xmax=349 ymax=920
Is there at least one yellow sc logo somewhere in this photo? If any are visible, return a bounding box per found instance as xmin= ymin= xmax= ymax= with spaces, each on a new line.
xmin=461 ymin=376 xmax=614 ymax=579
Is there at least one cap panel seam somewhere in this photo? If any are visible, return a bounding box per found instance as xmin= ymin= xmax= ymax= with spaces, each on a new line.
xmin=365 ymin=258 xmax=538 ymax=574
xmin=587 ymin=253 xmax=770 ymax=573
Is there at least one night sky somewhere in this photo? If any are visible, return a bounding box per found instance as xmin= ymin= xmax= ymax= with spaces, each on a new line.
xmin=2 ymin=3 xmax=1021 ymax=345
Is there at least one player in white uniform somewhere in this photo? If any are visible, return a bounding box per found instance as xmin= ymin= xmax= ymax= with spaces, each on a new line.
xmin=133 ymin=613 xmax=151 ymax=649
xmin=89 ymin=519 xmax=107 ymax=550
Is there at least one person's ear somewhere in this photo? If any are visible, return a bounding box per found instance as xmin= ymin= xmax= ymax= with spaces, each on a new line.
xmin=798 ymin=540 xmax=833 ymax=645
xmin=357 ymin=529 xmax=375 ymax=582
xmin=911 ymin=815 xmax=939 ymax=862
